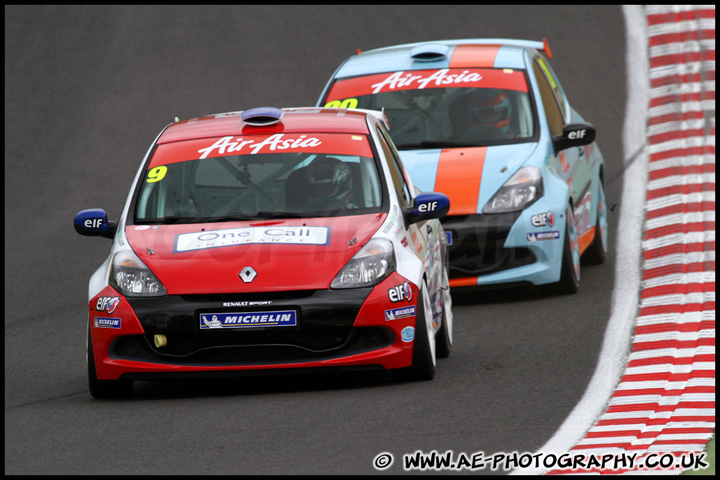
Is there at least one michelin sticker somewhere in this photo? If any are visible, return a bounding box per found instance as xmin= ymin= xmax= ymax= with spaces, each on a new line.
xmin=175 ymin=226 xmax=331 ymax=253
xmin=200 ymin=311 xmax=297 ymax=329
xmin=385 ymin=306 xmax=416 ymax=321
xmin=527 ymin=231 xmax=560 ymax=241
xmin=94 ymin=317 xmax=121 ymax=329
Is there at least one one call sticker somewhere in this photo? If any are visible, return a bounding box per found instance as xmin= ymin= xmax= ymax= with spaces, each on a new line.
xmin=174 ymin=226 xmax=331 ymax=253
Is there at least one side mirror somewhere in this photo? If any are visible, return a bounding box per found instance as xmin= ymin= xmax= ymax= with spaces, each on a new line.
xmin=407 ymin=192 xmax=450 ymax=225
xmin=552 ymin=122 xmax=596 ymax=153
xmin=74 ymin=209 xmax=117 ymax=239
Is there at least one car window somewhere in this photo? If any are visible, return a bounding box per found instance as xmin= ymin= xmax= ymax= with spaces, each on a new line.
xmin=376 ymin=126 xmax=412 ymax=208
xmin=535 ymin=56 xmax=568 ymax=120
xmin=533 ymin=59 xmax=565 ymax=137
xmin=134 ymin=133 xmax=384 ymax=223
xmin=323 ymin=68 xmax=536 ymax=148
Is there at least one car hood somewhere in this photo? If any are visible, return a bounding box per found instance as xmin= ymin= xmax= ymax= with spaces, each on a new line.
xmin=399 ymin=143 xmax=539 ymax=215
xmin=124 ymin=214 xmax=386 ymax=294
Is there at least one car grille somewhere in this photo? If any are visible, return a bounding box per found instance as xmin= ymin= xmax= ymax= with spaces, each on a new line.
xmin=442 ymin=213 xmax=536 ymax=278
xmin=111 ymin=327 xmax=393 ymax=365
xmin=114 ymin=288 xmax=395 ymax=365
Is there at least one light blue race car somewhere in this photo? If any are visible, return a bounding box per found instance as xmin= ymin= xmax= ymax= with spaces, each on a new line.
xmin=317 ymin=38 xmax=608 ymax=293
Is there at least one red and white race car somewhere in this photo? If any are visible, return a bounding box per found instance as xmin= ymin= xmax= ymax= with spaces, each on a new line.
xmin=74 ymin=107 xmax=453 ymax=397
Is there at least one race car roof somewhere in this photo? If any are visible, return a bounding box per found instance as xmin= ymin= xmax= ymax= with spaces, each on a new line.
xmin=330 ymin=38 xmax=545 ymax=79
xmin=157 ymin=108 xmax=372 ymax=144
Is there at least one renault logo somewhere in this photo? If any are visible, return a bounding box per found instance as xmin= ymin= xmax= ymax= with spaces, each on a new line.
xmin=239 ymin=266 xmax=257 ymax=283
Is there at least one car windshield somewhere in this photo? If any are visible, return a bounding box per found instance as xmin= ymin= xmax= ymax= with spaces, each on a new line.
xmin=134 ymin=133 xmax=384 ymax=224
xmin=323 ymin=68 xmax=536 ymax=149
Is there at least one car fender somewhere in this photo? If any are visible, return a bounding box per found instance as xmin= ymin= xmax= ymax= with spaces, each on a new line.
xmin=505 ymin=172 xmax=567 ymax=265
xmin=88 ymin=255 xmax=112 ymax=301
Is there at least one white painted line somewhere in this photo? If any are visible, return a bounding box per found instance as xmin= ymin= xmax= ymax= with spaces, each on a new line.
xmin=512 ymin=5 xmax=715 ymax=474
xmin=510 ymin=6 xmax=650 ymax=473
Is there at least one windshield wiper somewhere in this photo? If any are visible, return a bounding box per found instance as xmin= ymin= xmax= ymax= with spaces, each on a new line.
xmin=396 ymin=140 xmax=484 ymax=150
xmin=198 ymin=214 xmax=258 ymax=223
xmin=142 ymin=214 xmax=256 ymax=224
xmin=196 ymin=212 xmax=305 ymax=223
xmin=143 ymin=212 xmax=306 ymax=225
xmin=255 ymin=211 xmax=304 ymax=219
xmin=156 ymin=216 xmax=209 ymax=224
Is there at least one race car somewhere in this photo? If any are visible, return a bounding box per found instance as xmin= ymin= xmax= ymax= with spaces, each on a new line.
xmin=74 ymin=106 xmax=453 ymax=398
xmin=317 ymin=39 xmax=608 ymax=293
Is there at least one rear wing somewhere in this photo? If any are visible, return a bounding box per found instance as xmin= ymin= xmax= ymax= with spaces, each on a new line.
xmin=355 ymin=108 xmax=390 ymax=130
xmin=364 ymin=38 xmax=553 ymax=59
xmin=286 ymin=107 xmax=391 ymax=131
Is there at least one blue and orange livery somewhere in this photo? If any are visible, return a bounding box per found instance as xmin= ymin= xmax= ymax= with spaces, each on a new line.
xmin=318 ymin=39 xmax=608 ymax=292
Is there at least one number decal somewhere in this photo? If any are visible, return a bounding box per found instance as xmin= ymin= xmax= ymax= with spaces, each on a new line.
xmin=324 ymin=98 xmax=359 ymax=109
xmin=537 ymin=57 xmax=558 ymax=89
xmin=147 ymin=165 xmax=167 ymax=183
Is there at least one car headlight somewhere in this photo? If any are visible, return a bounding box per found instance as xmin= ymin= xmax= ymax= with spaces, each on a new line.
xmin=109 ymin=249 xmax=167 ymax=297
xmin=331 ymin=238 xmax=396 ymax=289
xmin=483 ymin=166 xmax=543 ymax=213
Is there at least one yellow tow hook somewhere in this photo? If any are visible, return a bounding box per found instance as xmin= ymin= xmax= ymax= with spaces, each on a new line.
xmin=154 ymin=334 xmax=167 ymax=348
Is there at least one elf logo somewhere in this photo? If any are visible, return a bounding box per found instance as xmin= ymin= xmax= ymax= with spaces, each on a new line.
xmin=416 ymin=201 xmax=438 ymax=213
xmin=388 ymin=281 xmax=413 ymax=302
xmin=531 ymin=211 xmax=555 ymax=227
xmin=96 ymin=296 xmax=120 ymax=314
xmin=83 ymin=218 xmax=104 ymax=229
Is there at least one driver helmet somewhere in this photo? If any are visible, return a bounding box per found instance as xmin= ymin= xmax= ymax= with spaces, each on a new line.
xmin=306 ymin=156 xmax=353 ymax=204
xmin=467 ymin=89 xmax=512 ymax=133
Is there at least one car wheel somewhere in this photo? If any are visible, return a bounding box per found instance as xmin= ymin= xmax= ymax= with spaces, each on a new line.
xmin=87 ymin=325 xmax=133 ymax=399
xmin=435 ymin=266 xmax=453 ymax=359
xmin=396 ymin=280 xmax=436 ymax=381
xmin=582 ymin=179 xmax=608 ymax=265
xmin=556 ymin=204 xmax=580 ymax=294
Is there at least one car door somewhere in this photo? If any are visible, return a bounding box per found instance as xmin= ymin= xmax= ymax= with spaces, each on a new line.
xmin=377 ymin=123 xmax=444 ymax=302
xmin=533 ymin=56 xmax=588 ymax=209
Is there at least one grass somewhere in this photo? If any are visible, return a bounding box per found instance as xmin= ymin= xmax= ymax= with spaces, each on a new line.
xmin=682 ymin=432 xmax=715 ymax=476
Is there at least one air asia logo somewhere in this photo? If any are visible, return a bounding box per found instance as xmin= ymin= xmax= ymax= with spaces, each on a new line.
xmin=371 ymin=69 xmax=484 ymax=94
xmin=96 ymin=296 xmax=120 ymax=314
xmin=388 ymin=282 xmax=413 ymax=302
xmin=198 ymin=134 xmax=322 ymax=159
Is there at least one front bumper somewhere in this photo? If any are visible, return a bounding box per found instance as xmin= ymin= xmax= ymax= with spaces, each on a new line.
xmin=442 ymin=207 xmax=566 ymax=288
xmin=89 ymin=273 xmax=420 ymax=380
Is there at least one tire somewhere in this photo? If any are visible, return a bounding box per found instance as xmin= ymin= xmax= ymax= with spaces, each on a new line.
xmin=435 ymin=266 xmax=453 ymax=359
xmin=87 ymin=325 xmax=133 ymax=399
xmin=395 ymin=280 xmax=436 ymax=381
xmin=582 ymin=179 xmax=608 ymax=265
xmin=555 ymin=204 xmax=581 ymax=294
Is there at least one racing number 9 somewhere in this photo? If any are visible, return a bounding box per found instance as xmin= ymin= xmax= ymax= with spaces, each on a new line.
xmin=325 ymin=98 xmax=359 ymax=109
xmin=147 ymin=166 xmax=167 ymax=183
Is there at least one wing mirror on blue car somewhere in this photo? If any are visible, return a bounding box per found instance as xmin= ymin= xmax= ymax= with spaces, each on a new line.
xmin=552 ymin=122 xmax=596 ymax=154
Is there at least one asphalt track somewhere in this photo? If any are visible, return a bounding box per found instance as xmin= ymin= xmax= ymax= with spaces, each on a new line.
xmin=6 ymin=5 xmax=632 ymax=475
xmin=529 ymin=6 xmax=716 ymax=474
